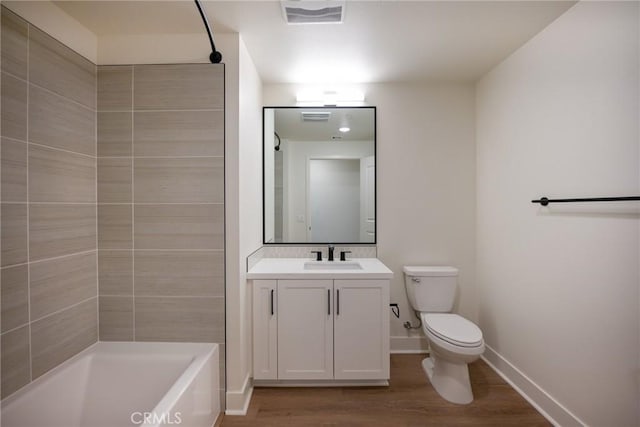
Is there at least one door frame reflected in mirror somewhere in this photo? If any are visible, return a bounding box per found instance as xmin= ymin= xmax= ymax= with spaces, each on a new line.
xmin=262 ymin=106 xmax=376 ymax=245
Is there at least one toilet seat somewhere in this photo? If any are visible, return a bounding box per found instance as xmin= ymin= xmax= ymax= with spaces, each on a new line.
xmin=421 ymin=313 xmax=483 ymax=348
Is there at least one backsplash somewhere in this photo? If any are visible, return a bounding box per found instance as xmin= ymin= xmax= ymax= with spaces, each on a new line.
xmin=1 ymin=6 xmax=98 ymax=398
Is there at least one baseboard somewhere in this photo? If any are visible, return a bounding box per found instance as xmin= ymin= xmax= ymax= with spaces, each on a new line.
xmin=482 ymin=345 xmax=585 ymax=427
xmin=254 ymin=379 xmax=389 ymax=387
xmin=224 ymin=373 xmax=253 ymax=416
xmin=390 ymin=335 xmax=429 ymax=354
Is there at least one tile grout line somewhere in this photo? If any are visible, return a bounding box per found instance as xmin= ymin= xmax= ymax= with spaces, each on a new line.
xmin=131 ymin=65 xmax=136 ymax=342
xmin=93 ymin=248 xmax=224 ymax=252
xmin=0 ymin=68 xmax=24 ymax=83
xmin=1 ymin=249 xmax=98 ymax=270
xmin=94 ymin=248 xmax=224 ymax=252
xmin=0 ymin=323 xmax=30 ymax=338
xmin=15 ymin=202 xmax=99 ymax=205
xmin=100 ymin=108 xmax=224 ymax=113
xmin=98 ymin=202 xmax=225 ymax=206
xmin=26 ymin=21 xmax=33 ymax=383
xmin=28 ymin=141 xmax=96 ymax=160
xmin=2 ymin=68 xmax=96 ymax=113
xmin=99 ymin=295 xmax=225 ymax=299
xmin=1 ymin=135 xmax=28 ymax=145
xmin=0 ymin=200 xmax=28 ymax=205
xmin=1 ymin=7 xmax=3 ymax=393
xmin=29 ymin=296 xmax=97 ymax=327
xmin=99 ymin=156 xmax=224 ymax=159
xmin=95 ymin=61 xmax=99 ymax=343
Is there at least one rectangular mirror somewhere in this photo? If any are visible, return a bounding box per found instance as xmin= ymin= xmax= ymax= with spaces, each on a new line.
xmin=263 ymin=106 xmax=376 ymax=244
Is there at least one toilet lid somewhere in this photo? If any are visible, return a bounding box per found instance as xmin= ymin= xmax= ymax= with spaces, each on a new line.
xmin=422 ymin=313 xmax=483 ymax=347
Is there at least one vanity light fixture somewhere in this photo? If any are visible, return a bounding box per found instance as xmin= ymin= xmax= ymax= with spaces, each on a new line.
xmin=296 ymin=88 xmax=365 ymax=106
xmin=339 ymin=126 xmax=350 ymax=133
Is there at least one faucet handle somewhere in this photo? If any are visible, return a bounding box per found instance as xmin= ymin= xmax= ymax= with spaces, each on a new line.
xmin=310 ymin=251 xmax=322 ymax=261
xmin=340 ymin=250 xmax=352 ymax=261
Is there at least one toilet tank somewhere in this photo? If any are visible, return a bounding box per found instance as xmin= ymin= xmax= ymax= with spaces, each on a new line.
xmin=403 ymin=266 xmax=458 ymax=312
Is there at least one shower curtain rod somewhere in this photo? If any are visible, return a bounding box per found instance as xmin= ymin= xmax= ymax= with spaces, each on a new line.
xmin=531 ymin=196 xmax=640 ymax=206
xmin=194 ymin=0 xmax=222 ymax=63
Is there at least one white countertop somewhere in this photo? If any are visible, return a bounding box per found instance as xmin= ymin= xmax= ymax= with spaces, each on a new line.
xmin=247 ymin=258 xmax=394 ymax=280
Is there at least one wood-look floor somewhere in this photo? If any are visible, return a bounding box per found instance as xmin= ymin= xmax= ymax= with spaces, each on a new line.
xmin=219 ymin=354 xmax=551 ymax=427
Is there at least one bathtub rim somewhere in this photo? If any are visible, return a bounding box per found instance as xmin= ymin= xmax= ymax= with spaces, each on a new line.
xmin=141 ymin=342 xmax=218 ymax=427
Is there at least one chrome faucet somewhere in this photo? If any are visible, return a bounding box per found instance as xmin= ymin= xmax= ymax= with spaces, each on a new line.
xmin=327 ymin=245 xmax=335 ymax=261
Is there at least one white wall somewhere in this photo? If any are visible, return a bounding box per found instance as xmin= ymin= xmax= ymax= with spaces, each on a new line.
xmin=2 ymin=1 xmax=234 ymax=67
xmin=264 ymin=83 xmax=477 ymax=351
xmin=226 ymin=34 xmax=263 ymax=413
xmin=476 ymin=2 xmax=639 ymax=426
xmin=99 ymin=33 xmax=208 ymax=65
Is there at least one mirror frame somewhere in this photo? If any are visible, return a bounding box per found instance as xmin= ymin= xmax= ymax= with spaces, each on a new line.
xmin=262 ymin=105 xmax=377 ymax=245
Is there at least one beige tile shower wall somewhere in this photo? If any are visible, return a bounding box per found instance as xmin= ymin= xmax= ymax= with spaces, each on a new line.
xmin=96 ymin=63 xmax=225 ymax=400
xmin=0 ymin=7 xmax=98 ymax=399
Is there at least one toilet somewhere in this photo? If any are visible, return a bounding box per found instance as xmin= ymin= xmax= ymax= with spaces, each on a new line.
xmin=403 ymin=266 xmax=485 ymax=404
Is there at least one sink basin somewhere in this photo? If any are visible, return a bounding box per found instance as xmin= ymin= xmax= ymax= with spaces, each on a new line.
xmin=304 ymin=261 xmax=363 ymax=270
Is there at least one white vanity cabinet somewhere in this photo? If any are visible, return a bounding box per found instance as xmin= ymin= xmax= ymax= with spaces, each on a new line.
xmin=252 ymin=274 xmax=390 ymax=384
xmin=333 ymin=279 xmax=389 ymax=380
xmin=252 ymin=280 xmax=278 ymax=380
xmin=277 ymin=279 xmax=334 ymax=380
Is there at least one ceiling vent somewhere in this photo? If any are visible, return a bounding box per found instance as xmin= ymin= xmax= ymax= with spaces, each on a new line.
xmin=301 ymin=111 xmax=332 ymax=122
xmin=281 ymin=1 xmax=345 ymax=24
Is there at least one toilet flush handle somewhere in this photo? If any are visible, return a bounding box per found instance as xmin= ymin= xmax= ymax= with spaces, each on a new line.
xmin=412 ymin=277 xmax=421 ymax=283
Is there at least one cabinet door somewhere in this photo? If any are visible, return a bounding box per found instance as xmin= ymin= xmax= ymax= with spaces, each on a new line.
xmin=334 ymin=280 xmax=390 ymax=380
xmin=277 ymin=279 xmax=333 ymax=380
xmin=253 ymin=280 xmax=278 ymax=380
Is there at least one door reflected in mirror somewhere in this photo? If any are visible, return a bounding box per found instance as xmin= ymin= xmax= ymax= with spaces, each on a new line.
xmin=263 ymin=106 xmax=376 ymax=244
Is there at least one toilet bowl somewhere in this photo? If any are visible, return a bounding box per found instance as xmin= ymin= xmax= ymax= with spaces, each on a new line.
xmin=403 ymin=266 xmax=485 ymax=404
xmin=421 ymin=313 xmax=484 ymax=404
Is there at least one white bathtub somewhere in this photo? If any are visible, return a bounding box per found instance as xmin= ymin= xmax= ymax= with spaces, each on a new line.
xmin=1 ymin=342 xmax=220 ymax=427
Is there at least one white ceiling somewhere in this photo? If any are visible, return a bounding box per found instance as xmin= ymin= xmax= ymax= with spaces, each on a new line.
xmin=273 ymin=107 xmax=375 ymax=141
xmin=55 ymin=0 xmax=575 ymax=83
